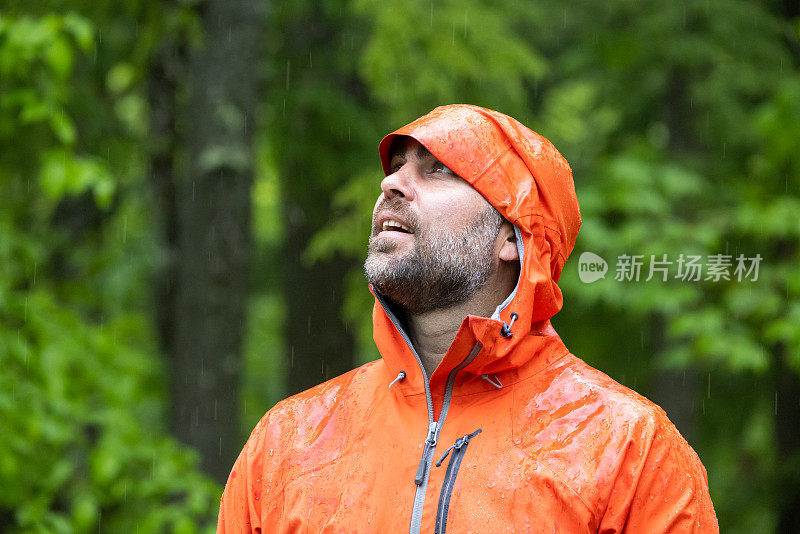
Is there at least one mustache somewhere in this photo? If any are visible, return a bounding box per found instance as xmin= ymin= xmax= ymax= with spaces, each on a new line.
xmin=371 ymin=198 xmax=420 ymax=236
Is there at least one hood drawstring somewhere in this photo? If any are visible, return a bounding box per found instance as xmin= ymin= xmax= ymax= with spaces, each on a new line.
xmin=388 ymin=370 xmax=406 ymax=389
xmin=480 ymin=374 xmax=503 ymax=389
xmin=500 ymin=312 xmax=519 ymax=338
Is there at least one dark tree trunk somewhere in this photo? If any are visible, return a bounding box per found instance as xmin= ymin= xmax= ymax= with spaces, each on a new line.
xmin=149 ymin=0 xmax=266 ymax=483
xmin=282 ymin=193 xmax=357 ymax=395
xmin=148 ymin=41 xmax=182 ymax=364
xmin=775 ymin=345 xmax=800 ymax=532
xmin=648 ymin=314 xmax=699 ymax=445
xmin=277 ymin=6 xmax=357 ymax=396
xmin=648 ymin=70 xmax=701 ymax=445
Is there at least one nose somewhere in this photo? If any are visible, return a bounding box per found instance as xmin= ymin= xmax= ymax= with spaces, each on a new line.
xmin=380 ymin=166 xmax=416 ymax=201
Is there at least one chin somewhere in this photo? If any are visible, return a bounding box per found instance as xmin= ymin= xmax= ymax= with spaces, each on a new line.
xmin=369 ymin=237 xmax=401 ymax=255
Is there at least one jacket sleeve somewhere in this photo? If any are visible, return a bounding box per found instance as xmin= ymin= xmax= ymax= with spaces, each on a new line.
xmin=217 ymin=412 xmax=284 ymax=533
xmin=598 ymin=411 xmax=719 ymax=533
xmin=217 ymin=442 xmax=258 ymax=532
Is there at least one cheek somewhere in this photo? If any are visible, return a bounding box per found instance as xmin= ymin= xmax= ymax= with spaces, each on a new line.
xmin=371 ymin=195 xmax=384 ymax=218
xmin=429 ymin=192 xmax=490 ymax=227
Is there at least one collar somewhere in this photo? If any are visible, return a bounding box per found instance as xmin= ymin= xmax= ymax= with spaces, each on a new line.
xmin=372 ymin=291 xmax=569 ymax=398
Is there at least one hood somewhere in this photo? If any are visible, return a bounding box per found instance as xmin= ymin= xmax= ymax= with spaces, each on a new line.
xmin=372 ymin=104 xmax=581 ymax=388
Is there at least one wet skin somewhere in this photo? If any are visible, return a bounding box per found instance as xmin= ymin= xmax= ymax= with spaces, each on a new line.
xmin=370 ymin=137 xmax=494 ymax=260
xmin=368 ymin=136 xmax=520 ymax=375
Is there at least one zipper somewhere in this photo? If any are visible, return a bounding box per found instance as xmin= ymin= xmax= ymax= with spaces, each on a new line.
xmin=409 ymin=343 xmax=482 ymax=533
xmin=374 ymin=294 xmax=437 ymax=533
xmin=434 ymin=429 xmax=483 ymax=534
xmin=374 ymin=292 xmax=482 ymax=534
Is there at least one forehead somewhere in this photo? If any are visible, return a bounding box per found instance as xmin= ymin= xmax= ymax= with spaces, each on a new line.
xmin=384 ymin=136 xmax=492 ymax=212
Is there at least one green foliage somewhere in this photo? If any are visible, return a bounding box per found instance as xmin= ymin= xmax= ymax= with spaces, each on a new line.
xmin=1 ymin=11 xmax=220 ymax=531
xmin=0 ymin=290 xmax=218 ymax=533
xmin=353 ymin=0 xmax=546 ymax=120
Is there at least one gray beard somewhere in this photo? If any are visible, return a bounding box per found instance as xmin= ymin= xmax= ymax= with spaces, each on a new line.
xmin=364 ymin=207 xmax=503 ymax=315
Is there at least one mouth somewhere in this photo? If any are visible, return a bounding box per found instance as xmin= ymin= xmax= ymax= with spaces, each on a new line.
xmin=374 ymin=210 xmax=416 ymax=237
xmin=380 ymin=219 xmax=413 ymax=234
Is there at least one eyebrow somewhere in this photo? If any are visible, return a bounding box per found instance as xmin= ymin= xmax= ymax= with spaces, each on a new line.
xmin=388 ymin=139 xmax=434 ymax=161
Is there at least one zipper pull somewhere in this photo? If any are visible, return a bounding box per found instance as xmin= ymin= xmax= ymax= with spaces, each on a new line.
xmin=435 ymin=429 xmax=483 ymax=467
xmin=414 ymin=422 xmax=439 ymax=485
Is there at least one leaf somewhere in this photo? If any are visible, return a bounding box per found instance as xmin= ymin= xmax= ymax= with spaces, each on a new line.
xmin=61 ymin=12 xmax=93 ymax=51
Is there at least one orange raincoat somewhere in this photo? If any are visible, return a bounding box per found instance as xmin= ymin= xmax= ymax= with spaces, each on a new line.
xmin=218 ymin=105 xmax=718 ymax=533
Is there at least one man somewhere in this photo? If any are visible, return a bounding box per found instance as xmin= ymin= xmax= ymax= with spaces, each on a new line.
xmin=218 ymin=105 xmax=718 ymax=533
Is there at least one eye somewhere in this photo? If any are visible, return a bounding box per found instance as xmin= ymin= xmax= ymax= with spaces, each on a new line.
xmin=389 ymin=157 xmax=404 ymax=174
xmin=431 ymin=161 xmax=455 ymax=175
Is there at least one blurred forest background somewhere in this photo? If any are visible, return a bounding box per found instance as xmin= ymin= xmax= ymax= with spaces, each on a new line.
xmin=2 ymin=0 xmax=799 ymax=532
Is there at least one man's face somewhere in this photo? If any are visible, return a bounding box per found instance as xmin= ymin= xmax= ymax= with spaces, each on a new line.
xmin=364 ymin=137 xmax=503 ymax=314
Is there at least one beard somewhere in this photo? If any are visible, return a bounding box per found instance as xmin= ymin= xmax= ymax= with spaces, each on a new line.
xmin=364 ymin=201 xmax=503 ymax=315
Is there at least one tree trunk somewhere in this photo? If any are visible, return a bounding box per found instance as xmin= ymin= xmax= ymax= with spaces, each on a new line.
xmin=283 ymin=195 xmax=356 ymax=394
xmin=648 ymin=314 xmax=699 ymax=445
xmin=775 ymin=346 xmax=800 ymax=532
xmin=648 ymin=70 xmax=701 ymax=445
xmin=150 ymin=0 xmax=266 ymax=483
xmin=277 ymin=5 xmax=357 ymax=396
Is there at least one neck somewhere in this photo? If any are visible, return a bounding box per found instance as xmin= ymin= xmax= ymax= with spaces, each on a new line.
xmin=405 ymin=274 xmax=514 ymax=377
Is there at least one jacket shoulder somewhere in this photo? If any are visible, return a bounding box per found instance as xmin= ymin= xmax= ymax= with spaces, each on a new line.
xmin=513 ymin=353 xmax=672 ymax=442
xmin=512 ymin=353 xmax=717 ymax=531
xmin=219 ymin=359 xmax=388 ymax=530
xmin=562 ymin=354 xmax=672 ymax=426
xmin=253 ymin=358 xmax=385 ymax=443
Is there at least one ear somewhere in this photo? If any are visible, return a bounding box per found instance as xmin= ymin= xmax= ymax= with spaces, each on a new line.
xmin=497 ymin=221 xmax=519 ymax=262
